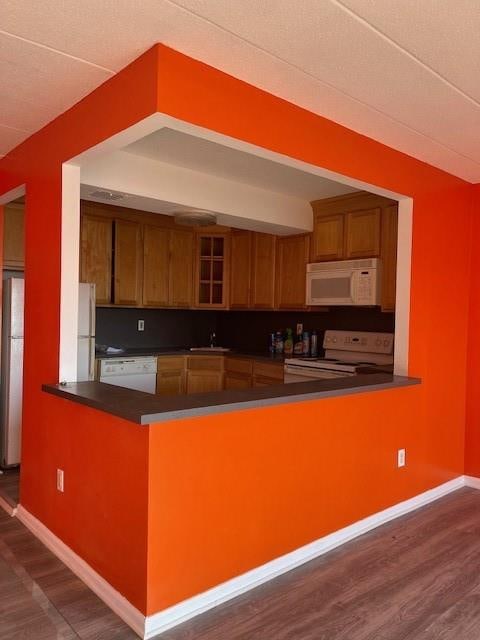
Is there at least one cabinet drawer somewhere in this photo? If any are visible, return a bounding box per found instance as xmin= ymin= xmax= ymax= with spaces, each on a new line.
xmin=187 ymin=356 xmax=224 ymax=371
xmin=253 ymin=361 xmax=284 ymax=381
xmin=157 ymin=356 xmax=185 ymax=371
xmin=225 ymin=357 xmax=253 ymax=375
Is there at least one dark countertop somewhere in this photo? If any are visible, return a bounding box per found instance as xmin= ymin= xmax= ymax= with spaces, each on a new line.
xmin=43 ymin=373 xmax=419 ymax=425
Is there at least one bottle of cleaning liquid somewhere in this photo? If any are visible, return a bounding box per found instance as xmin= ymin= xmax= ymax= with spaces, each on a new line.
xmin=294 ymin=324 xmax=303 ymax=355
xmin=275 ymin=331 xmax=284 ymax=354
xmin=284 ymin=328 xmax=294 ymax=356
xmin=310 ymin=330 xmax=318 ymax=358
xmin=302 ymin=331 xmax=310 ymax=356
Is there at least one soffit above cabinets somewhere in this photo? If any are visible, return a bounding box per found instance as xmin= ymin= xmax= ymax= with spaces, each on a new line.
xmin=2 ymin=1 xmax=480 ymax=181
xmin=123 ymin=129 xmax=356 ymax=200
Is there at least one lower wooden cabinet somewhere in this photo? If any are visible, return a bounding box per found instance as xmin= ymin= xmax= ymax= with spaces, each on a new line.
xmin=156 ymin=357 xmax=185 ymax=396
xmin=186 ymin=356 xmax=224 ymax=394
xmin=252 ymin=361 xmax=284 ymax=386
xmin=156 ymin=355 xmax=283 ymax=396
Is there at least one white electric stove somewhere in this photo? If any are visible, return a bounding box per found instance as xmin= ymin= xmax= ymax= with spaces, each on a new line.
xmin=284 ymin=330 xmax=394 ymax=382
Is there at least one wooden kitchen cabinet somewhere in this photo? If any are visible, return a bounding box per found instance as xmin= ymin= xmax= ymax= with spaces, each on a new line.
xmin=251 ymin=232 xmax=276 ymax=309
xmin=311 ymin=213 xmax=344 ymax=262
xmin=114 ymin=219 xmax=143 ymax=306
xmin=143 ymin=225 xmax=170 ymax=307
xmin=275 ymin=234 xmax=310 ymax=309
xmin=194 ymin=233 xmax=229 ymax=308
xmin=3 ymin=202 xmax=25 ymax=270
xmin=156 ymin=356 xmax=186 ymax=396
xmin=381 ymin=205 xmax=398 ymax=312
xmin=344 ymin=208 xmax=381 ymax=259
xmin=229 ymin=230 xmax=252 ymax=309
xmin=224 ymin=357 xmax=253 ymax=389
xmin=80 ymin=214 xmax=113 ymax=304
xmin=169 ymin=229 xmax=194 ymax=307
xmin=186 ymin=356 xmax=224 ymax=394
xmin=252 ymin=360 xmax=284 ymax=386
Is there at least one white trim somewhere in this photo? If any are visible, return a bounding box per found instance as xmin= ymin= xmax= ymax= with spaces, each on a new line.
xmin=68 ymin=112 xmax=413 ymax=375
xmin=144 ymin=476 xmax=465 ymax=638
xmin=394 ymin=197 xmax=413 ymax=376
xmin=16 ymin=505 xmax=146 ymax=637
xmin=59 ymin=164 xmax=80 ymax=382
xmin=0 ymin=494 xmax=17 ymax=517
xmin=464 ymin=475 xmax=480 ymax=490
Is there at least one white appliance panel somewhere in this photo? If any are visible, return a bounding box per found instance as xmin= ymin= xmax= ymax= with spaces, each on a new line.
xmin=1 ymin=278 xmax=24 ymax=467
xmin=99 ymin=357 xmax=157 ymax=394
xmin=77 ymin=337 xmax=95 ymax=382
xmin=101 ymin=373 xmax=156 ymax=394
xmin=78 ymin=282 xmax=95 ymax=337
xmin=306 ymin=258 xmax=381 ymax=306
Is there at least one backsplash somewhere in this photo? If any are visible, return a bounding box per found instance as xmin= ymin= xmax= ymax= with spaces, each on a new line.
xmin=215 ymin=308 xmax=395 ymax=353
xmin=95 ymin=308 xmax=218 ymax=350
xmin=96 ymin=307 xmax=394 ymax=354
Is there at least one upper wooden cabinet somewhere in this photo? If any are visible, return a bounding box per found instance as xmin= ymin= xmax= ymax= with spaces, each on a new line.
xmin=381 ymin=205 xmax=398 ymax=312
xmin=344 ymin=208 xmax=381 ymax=259
xmin=311 ymin=213 xmax=344 ymax=262
xmin=194 ymin=233 xmax=229 ymax=308
xmin=275 ymin=234 xmax=310 ymax=310
xmin=143 ymin=225 xmax=170 ymax=307
xmin=230 ymin=230 xmax=252 ymax=309
xmin=114 ymin=220 xmax=143 ymax=306
xmin=251 ymin=232 xmax=276 ymax=309
xmin=80 ymin=214 xmax=113 ymax=304
xmin=3 ymin=202 xmax=25 ymax=270
xmin=143 ymin=226 xmax=194 ymax=308
xmin=311 ymin=192 xmax=389 ymax=263
xmin=169 ymin=229 xmax=194 ymax=308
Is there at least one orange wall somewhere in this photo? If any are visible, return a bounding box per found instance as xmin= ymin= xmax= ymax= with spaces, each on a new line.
xmin=0 ymin=47 xmax=160 ymax=612
xmin=0 ymin=44 xmax=476 ymax=617
xmin=145 ymin=46 xmax=474 ymax=613
xmin=465 ymin=184 xmax=480 ymax=476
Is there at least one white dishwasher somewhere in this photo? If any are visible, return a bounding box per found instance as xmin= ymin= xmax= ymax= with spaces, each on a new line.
xmin=99 ymin=357 xmax=157 ymax=394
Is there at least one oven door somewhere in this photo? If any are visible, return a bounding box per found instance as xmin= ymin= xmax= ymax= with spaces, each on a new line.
xmin=284 ymin=364 xmax=355 ymax=383
xmin=306 ymin=269 xmax=358 ymax=306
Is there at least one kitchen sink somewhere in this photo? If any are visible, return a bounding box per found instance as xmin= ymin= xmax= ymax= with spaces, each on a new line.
xmin=190 ymin=347 xmax=231 ymax=352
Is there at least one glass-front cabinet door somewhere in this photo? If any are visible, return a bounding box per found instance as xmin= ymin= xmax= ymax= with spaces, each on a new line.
xmin=195 ymin=233 xmax=229 ymax=308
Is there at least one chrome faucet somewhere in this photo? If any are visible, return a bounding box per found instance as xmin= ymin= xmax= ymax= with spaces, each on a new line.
xmin=210 ymin=332 xmax=216 ymax=348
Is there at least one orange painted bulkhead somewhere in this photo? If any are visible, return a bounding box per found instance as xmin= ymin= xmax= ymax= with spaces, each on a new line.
xmin=0 ymin=44 xmax=477 ymax=617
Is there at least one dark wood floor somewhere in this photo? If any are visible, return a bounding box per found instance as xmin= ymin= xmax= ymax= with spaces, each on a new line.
xmin=157 ymin=487 xmax=480 ymax=640
xmin=0 ymin=467 xmax=20 ymax=507
xmin=0 ymin=507 xmax=138 ymax=639
xmin=1 ymin=487 xmax=480 ymax=639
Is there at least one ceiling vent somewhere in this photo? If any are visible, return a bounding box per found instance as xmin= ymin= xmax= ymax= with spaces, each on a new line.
xmin=174 ymin=209 xmax=217 ymax=227
xmin=89 ymin=190 xmax=126 ymax=201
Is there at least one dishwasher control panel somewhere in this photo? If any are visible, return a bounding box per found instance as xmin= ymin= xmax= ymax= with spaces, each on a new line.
xmin=99 ymin=357 xmax=157 ymax=377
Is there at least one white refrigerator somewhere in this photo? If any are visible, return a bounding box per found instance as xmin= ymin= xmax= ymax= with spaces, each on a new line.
xmin=77 ymin=282 xmax=96 ymax=382
xmin=1 ymin=277 xmax=24 ymax=468
xmin=0 ymin=280 xmax=95 ymax=468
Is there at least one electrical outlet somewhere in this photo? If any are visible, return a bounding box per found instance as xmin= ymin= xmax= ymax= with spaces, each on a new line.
xmin=397 ymin=448 xmax=406 ymax=468
xmin=138 ymin=320 xmax=145 ymax=332
xmin=56 ymin=469 xmax=64 ymax=492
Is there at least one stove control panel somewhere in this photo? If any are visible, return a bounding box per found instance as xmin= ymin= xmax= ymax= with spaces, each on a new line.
xmin=323 ymin=330 xmax=394 ymax=354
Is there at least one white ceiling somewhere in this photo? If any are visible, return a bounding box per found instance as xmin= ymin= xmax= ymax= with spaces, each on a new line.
xmin=2 ymin=1 xmax=480 ymax=181
xmin=124 ymin=128 xmax=356 ymax=199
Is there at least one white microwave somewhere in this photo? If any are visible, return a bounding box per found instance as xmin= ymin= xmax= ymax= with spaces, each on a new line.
xmin=306 ymin=258 xmax=381 ymax=306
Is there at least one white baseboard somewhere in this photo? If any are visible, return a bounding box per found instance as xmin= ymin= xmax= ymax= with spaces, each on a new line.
xmin=464 ymin=475 xmax=480 ymax=490
xmin=14 ymin=476 xmax=474 ymax=639
xmin=144 ymin=475 xmax=466 ymax=638
xmin=16 ymin=505 xmax=146 ymax=637
xmin=0 ymin=494 xmax=16 ymax=517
